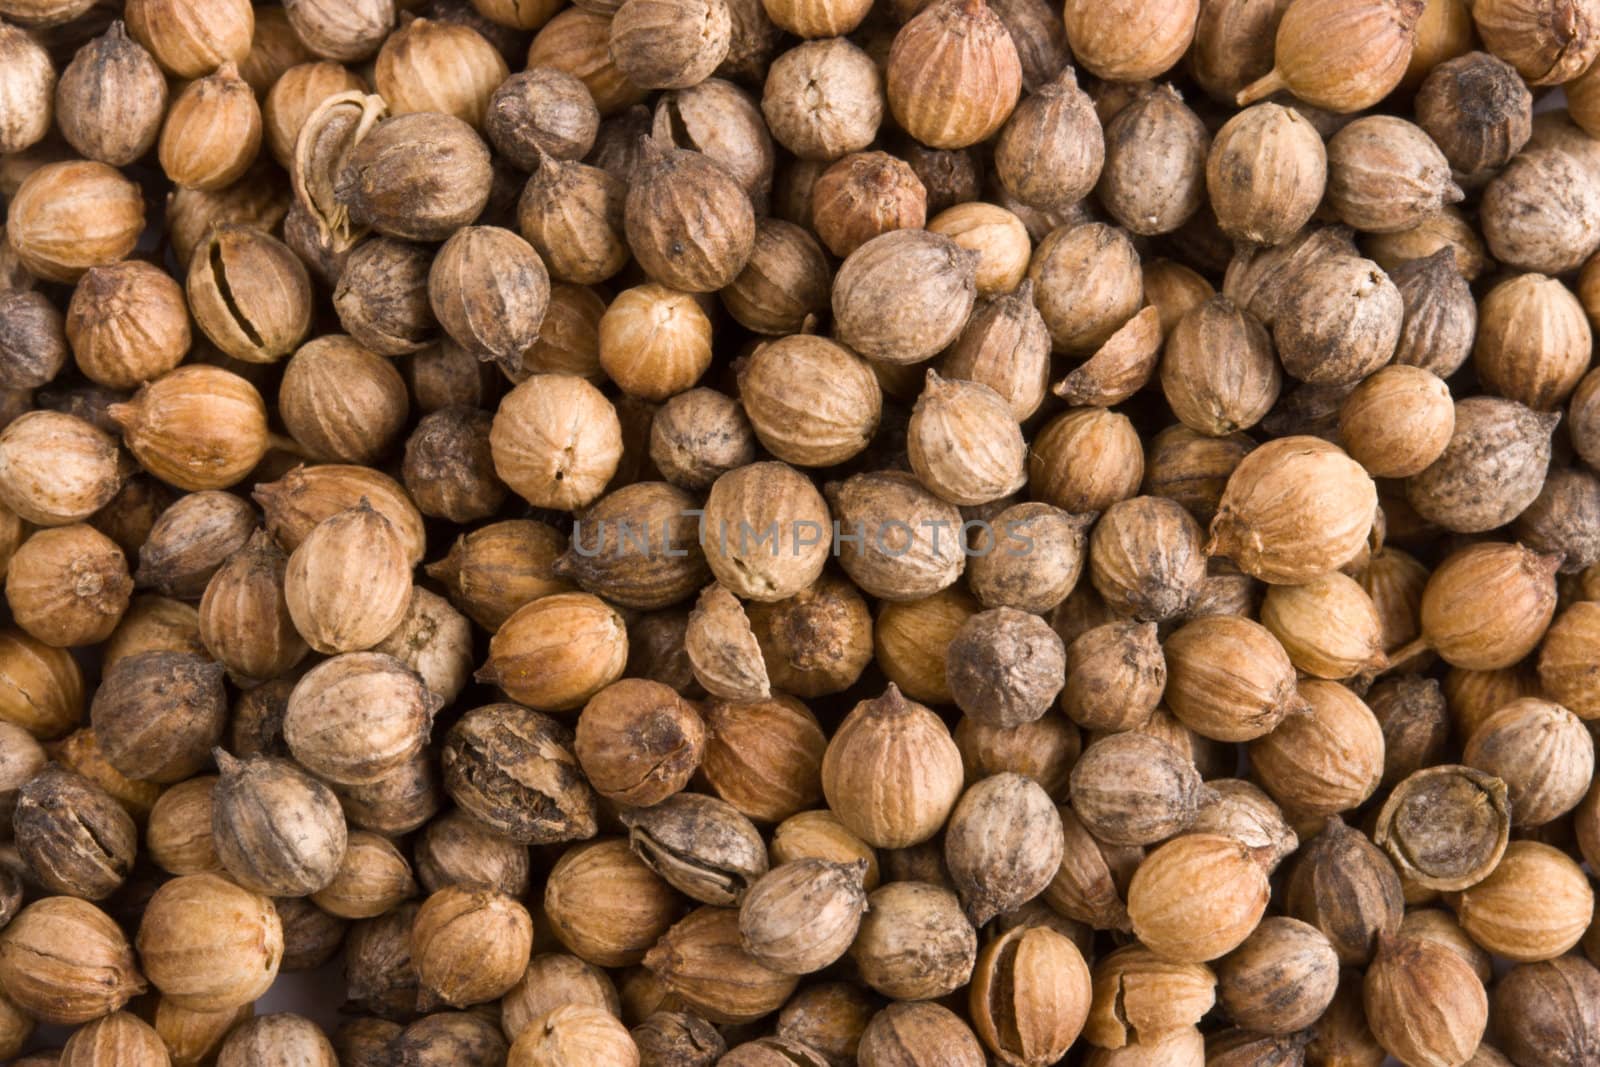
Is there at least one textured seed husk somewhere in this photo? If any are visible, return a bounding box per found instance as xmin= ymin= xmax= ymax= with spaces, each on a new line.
xmin=1389 ymin=248 xmax=1477 ymax=378
xmin=1373 ymin=765 xmax=1510 ymax=891
xmin=1044 ymin=805 xmax=1136 ymax=932
xmin=12 ymin=765 xmax=137 ymax=901
xmin=410 ymin=885 xmax=534 ymax=1009
xmin=1216 ymin=916 xmax=1339 ymax=1036
xmin=945 ymin=606 xmax=1065 ymax=728
xmin=987 ymin=0 xmax=1071 ymax=91
xmin=1206 ymin=105 xmax=1326 ymax=246
xmin=625 ymin=139 xmax=755 ymax=293
xmin=651 ymin=79 xmax=774 ymax=210
xmin=1539 ymin=601 xmax=1600 ymax=720
xmin=810 ymin=149 xmax=926 ymax=258
xmin=1512 ymin=466 xmax=1600 ymax=574
xmin=334 ymin=112 xmax=494 ymax=243
xmin=569 ymin=677 xmax=703 ymax=807
xmin=1481 ymin=144 xmax=1600 ymax=275
xmin=90 ymin=649 xmax=228 ymax=783
xmin=1054 ymin=306 xmax=1162 ymax=407
xmin=1284 ymin=817 xmax=1404 ymax=965
xmin=1259 ymin=572 xmax=1387 ymax=680
xmin=1338 ymin=364 xmax=1456 ymax=481
xmin=1235 ymin=0 xmax=1424 ymax=110
xmin=1397 ymin=909 xmax=1492 ymax=985
xmin=479 ymin=592 xmax=630 ymax=711
xmin=1028 ymin=406 xmax=1145 ymax=514
xmin=1327 ymin=115 xmax=1463 ymax=233
xmin=555 ymin=481 xmax=711 ymax=610
xmin=153 ymin=999 xmax=252 ymax=1066
xmin=1190 ymin=780 xmax=1299 ymax=870
xmin=1062 ymin=620 xmax=1165 ymax=733
xmin=827 ymin=470 xmax=965 ymax=602
xmin=967 ymin=502 xmax=1092 ymax=616
xmin=718 ymin=1035 xmax=832 ymax=1067
xmin=56 ymin=21 xmax=169 ymax=167
xmin=1462 ymin=697 xmax=1594 ymax=827
xmin=137 ymin=872 xmax=284 ymax=1013
xmin=186 ymin=227 xmax=312 ymax=364
xmin=1450 ymin=840 xmax=1594 ymax=962
xmin=1363 ymin=934 xmax=1488 ymax=1067
xmin=217 ymin=1013 xmax=342 ymax=1066
xmin=1475 ymin=271 xmax=1592 ymax=412
xmin=1222 ymin=226 xmax=1357 ymax=328
xmin=439 ymin=702 xmax=598 ymax=844
xmin=49 ymin=727 xmax=163 ymax=822
xmin=1250 ymin=680 xmax=1384 ymax=817
xmin=429 ymin=225 xmax=550 ymax=364
xmin=850 ymin=880 xmax=976 ymax=1000
xmin=1069 ymin=732 xmax=1205 ymax=846
xmin=944 ymin=772 xmax=1063 ymax=925
xmin=609 ymin=0 xmax=732 ymax=91
xmin=1097 ymin=86 xmax=1209 ymax=237
xmin=542 ymin=839 xmax=684 ymax=971
xmin=341 ymin=905 xmax=421 ymax=1019
xmin=1126 ymin=833 xmax=1271 ymax=963
xmin=644 ymin=906 xmax=800 ymax=1024
xmin=1143 ymin=427 xmax=1252 ymax=529
xmin=304 ymin=831 xmax=412 ymax=921
xmin=833 ymin=228 xmax=979 ymax=364
xmin=211 ymin=751 xmax=349 ymax=897
xmin=490 ymin=370 xmax=621 ymax=502
xmin=969 ymin=923 xmax=1091 ymax=1065
xmin=886 ymin=0 xmax=1023 ymax=150
xmin=1367 ymin=674 xmax=1449 ymax=785
xmin=1272 ymin=253 xmax=1402 ymax=388
xmin=283 ymin=651 xmax=440 ymax=786
xmin=1206 ymin=1029 xmax=1316 ymax=1067
xmin=0 ymin=292 xmax=67 ymax=391
xmin=255 ymin=465 xmax=427 ymax=566
xmin=738 ymin=858 xmax=869 ymax=974
xmin=1489 ymin=955 xmax=1600 ymax=1067
xmin=1083 ymin=942 xmax=1215 ymax=1049
xmin=1089 ymin=495 xmax=1207 ymax=622
xmin=821 ymin=684 xmax=964 ymax=849
xmin=908 ymin=371 xmax=1027 ymax=507
xmin=499 ymin=954 xmax=619 ymax=1047
xmin=199 ymin=530 xmax=309 ymax=683
xmin=631 ymin=1010 xmax=727 ymax=1067
xmin=738 ymin=334 xmax=882 ymax=468
xmin=1159 ymin=296 xmax=1280 ymax=438
xmin=517 ymin=156 xmax=630 ymax=286
xmin=1163 ymin=614 xmax=1305 ymax=742
xmin=1027 ymin=222 xmax=1144 ymax=356
xmin=283 ymin=503 xmax=413 ymax=655
xmin=940 ymin=279 xmax=1052 ymax=421
xmin=331 ymin=236 xmax=438 ymax=355
xmin=0 ymin=896 xmax=146 ymax=1025
xmin=686 ymin=583 xmax=771 ymax=703
xmin=744 ymin=573 xmax=874 ymax=698
xmin=1062 ymin=0 xmax=1199 ymax=82
xmin=857 ymin=1001 xmax=987 ymax=1067
xmin=108 ymin=366 xmax=269 ymax=492
xmin=995 ymin=67 xmax=1103 ymax=212
xmin=1258 ymin=381 xmax=1362 ymax=441
xmin=701 ymin=461 xmax=832 ymax=603
xmin=1415 ymin=541 xmax=1560 ymax=671
xmin=622 ymin=791 xmax=769 ymax=905
xmin=1208 ymin=435 xmax=1377 ymax=585
xmin=722 ymin=218 xmax=832 ymax=336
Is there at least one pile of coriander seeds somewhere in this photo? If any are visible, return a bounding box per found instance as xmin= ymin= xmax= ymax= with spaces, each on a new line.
xmin=1 ymin=0 xmax=1600 ymax=1062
